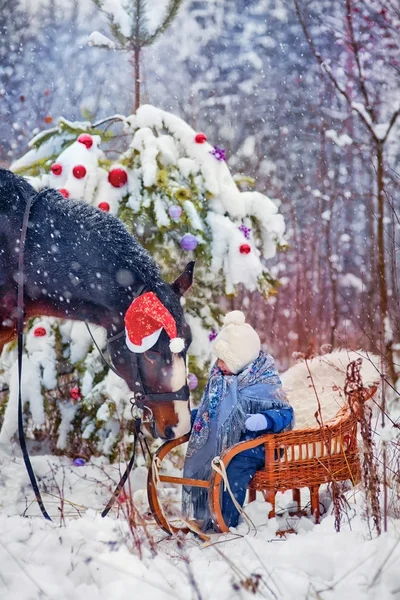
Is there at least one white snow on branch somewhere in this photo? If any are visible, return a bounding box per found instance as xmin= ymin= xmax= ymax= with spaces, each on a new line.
xmin=88 ymin=31 xmax=117 ymax=49
xmin=325 ymin=129 xmax=353 ymax=147
xmin=100 ymin=0 xmax=132 ymax=37
xmin=351 ymin=101 xmax=373 ymax=127
xmin=339 ymin=273 xmax=364 ymax=292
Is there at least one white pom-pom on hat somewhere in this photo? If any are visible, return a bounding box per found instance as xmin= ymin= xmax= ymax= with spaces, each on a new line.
xmin=169 ymin=337 xmax=185 ymax=353
xmin=223 ymin=310 xmax=246 ymax=326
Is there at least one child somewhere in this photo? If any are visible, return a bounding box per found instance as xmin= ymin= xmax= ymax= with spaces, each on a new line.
xmin=183 ymin=311 xmax=293 ymax=530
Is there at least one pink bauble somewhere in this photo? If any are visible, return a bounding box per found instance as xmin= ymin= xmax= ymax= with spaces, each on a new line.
xmin=73 ymin=165 xmax=87 ymax=179
xmin=70 ymin=387 xmax=81 ymax=401
xmin=98 ymin=202 xmax=110 ymax=212
xmin=108 ymin=168 xmax=128 ymax=188
xmin=188 ymin=373 xmax=198 ymax=390
xmin=194 ymin=422 xmax=202 ymax=432
xmin=168 ymin=205 xmax=182 ymax=220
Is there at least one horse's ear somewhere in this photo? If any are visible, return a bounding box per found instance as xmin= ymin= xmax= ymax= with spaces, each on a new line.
xmin=171 ymin=261 xmax=195 ymax=296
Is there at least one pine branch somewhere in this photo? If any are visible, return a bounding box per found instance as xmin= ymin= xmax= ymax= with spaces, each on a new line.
xmin=143 ymin=0 xmax=183 ymax=46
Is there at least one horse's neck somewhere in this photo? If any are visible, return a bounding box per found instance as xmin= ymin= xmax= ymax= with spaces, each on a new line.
xmin=25 ymin=280 xmax=139 ymax=339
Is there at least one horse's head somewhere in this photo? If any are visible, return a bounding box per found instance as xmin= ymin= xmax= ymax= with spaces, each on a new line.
xmin=108 ymin=263 xmax=194 ymax=440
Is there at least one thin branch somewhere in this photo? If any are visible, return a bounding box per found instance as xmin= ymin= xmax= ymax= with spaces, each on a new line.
xmin=382 ymin=108 xmax=400 ymax=143
xmin=293 ymin=0 xmax=377 ymax=140
xmin=345 ymin=0 xmax=374 ymax=119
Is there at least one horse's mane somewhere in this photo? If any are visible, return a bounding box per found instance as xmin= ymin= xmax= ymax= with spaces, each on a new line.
xmin=0 ymin=168 xmax=184 ymax=336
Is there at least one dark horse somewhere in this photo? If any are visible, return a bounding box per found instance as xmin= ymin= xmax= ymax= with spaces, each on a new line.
xmin=0 ymin=168 xmax=193 ymax=440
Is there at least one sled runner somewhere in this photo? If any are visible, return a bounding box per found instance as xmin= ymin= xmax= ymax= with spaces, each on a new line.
xmin=147 ymin=383 xmax=377 ymax=534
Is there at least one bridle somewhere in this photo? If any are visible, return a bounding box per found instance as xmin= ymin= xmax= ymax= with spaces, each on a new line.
xmin=88 ymin=321 xmax=190 ymax=428
xmin=16 ymin=191 xmax=190 ymax=521
xmin=87 ymin=301 xmax=190 ymax=517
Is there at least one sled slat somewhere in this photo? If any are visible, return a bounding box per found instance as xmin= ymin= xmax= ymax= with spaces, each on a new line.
xmin=159 ymin=475 xmax=209 ymax=488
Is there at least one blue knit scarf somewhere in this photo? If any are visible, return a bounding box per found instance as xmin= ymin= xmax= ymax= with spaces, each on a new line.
xmin=182 ymin=350 xmax=290 ymax=529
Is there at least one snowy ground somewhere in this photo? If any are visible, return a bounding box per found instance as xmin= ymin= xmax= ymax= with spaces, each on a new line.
xmin=0 ymin=446 xmax=399 ymax=600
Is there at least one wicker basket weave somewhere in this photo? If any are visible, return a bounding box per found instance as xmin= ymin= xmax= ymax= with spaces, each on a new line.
xmin=250 ymin=404 xmax=361 ymax=491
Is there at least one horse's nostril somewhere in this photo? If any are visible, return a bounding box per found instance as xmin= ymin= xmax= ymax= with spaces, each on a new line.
xmin=164 ymin=426 xmax=175 ymax=440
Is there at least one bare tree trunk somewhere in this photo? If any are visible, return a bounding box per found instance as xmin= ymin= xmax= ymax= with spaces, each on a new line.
xmin=134 ymin=46 xmax=140 ymax=112
xmin=376 ymin=142 xmax=395 ymax=382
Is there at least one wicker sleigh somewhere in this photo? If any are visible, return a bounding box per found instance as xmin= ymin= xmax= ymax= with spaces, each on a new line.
xmin=147 ymin=387 xmax=376 ymax=534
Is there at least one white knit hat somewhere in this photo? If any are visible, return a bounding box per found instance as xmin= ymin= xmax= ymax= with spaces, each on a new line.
xmin=211 ymin=311 xmax=261 ymax=375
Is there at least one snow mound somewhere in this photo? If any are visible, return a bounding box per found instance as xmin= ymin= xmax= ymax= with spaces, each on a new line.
xmin=281 ymin=350 xmax=381 ymax=429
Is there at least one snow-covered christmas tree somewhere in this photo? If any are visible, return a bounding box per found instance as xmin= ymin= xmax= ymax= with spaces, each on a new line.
xmin=0 ymin=104 xmax=286 ymax=460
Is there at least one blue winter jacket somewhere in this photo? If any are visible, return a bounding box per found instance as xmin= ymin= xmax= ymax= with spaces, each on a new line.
xmin=191 ymin=405 xmax=293 ymax=439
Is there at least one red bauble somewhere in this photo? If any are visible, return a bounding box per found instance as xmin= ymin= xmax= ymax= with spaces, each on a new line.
xmin=73 ymin=165 xmax=87 ymax=179
xmin=59 ymin=188 xmax=69 ymax=198
xmin=77 ymin=134 xmax=93 ymax=149
xmin=51 ymin=163 xmax=63 ymax=176
xmin=239 ymin=243 xmax=251 ymax=255
xmin=108 ymin=168 xmax=128 ymax=188
xmin=33 ymin=327 xmax=46 ymax=337
xmin=118 ymin=490 xmax=129 ymax=504
xmin=98 ymin=202 xmax=110 ymax=212
xmin=70 ymin=387 xmax=81 ymax=401
xmin=195 ymin=132 xmax=207 ymax=144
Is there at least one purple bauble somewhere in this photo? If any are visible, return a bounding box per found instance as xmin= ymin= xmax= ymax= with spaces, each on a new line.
xmin=73 ymin=457 xmax=86 ymax=467
xmin=181 ymin=233 xmax=198 ymax=251
xmin=194 ymin=421 xmax=202 ymax=432
xmin=188 ymin=373 xmax=198 ymax=390
xmin=168 ymin=205 xmax=182 ymax=220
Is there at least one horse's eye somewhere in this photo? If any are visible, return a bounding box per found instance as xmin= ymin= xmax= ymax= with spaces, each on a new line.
xmin=144 ymin=350 xmax=160 ymax=361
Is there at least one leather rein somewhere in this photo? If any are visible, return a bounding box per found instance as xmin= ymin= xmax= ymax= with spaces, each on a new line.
xmin=16 ymin=193 xmax=189 ymax=521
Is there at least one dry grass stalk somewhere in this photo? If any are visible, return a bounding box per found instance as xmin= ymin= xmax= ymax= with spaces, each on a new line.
xmin=344 ymin=358 xmax=381 ymax=536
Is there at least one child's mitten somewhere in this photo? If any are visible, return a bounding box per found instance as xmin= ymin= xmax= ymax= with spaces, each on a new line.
xmin=245 ymin=413 xmax=270 ymax=431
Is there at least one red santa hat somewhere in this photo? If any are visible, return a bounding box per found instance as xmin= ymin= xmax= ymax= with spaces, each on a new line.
xmin=124 ymin=292 xmax=185 ymax=354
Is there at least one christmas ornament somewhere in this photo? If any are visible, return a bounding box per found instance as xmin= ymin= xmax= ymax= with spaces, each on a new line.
xmin=73 ymin=457 xmax=86 ymax=467
xmin=210 ymin=146 xmax=226 ymax=161
xmin=70 ymin=386 xmax=81 ymax=401
xmin=188 ymin=373 xmax=198 ymax=390
xmin=108 ymin=168 xmax=128 ymax=188
xmin=73 ymin=165 xmax=87 ymax=179
xmin=209 ymin=329 xmax=217 ymax=342
xmin=239 ymin=243 xmax=251 ymax=255
xmin=33 ymin=327 xmax=46 ymax=337
xmin=98 ymin=202 xmax=110 ymax=212
xmin=195 ymin=132 xmax=207 ymax=144
xmin=77 ymin=133 xmax=93 ymax=149
xmin=193 ymin=421 xmax=202 ymax=432
xmin=239 ymin=224 xmax=251 ymax=240
xmin=59 ymin=189 xmax=69 ymax=198
xmin=125 ymin=291 xmax=184 ymax=354
xmin=118 ymin=491 xmax=128 ymax=504
xmin=51 ymin=163 xmax=62 ymax=176
xmin=168 ymin=205 xmax=182 ymax=220
xmin=44 ymin=116 xmax=53 ymax=124
xmin=181 ymin=234 xmax=198 ymax=251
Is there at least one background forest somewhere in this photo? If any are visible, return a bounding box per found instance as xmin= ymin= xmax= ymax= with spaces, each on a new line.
xmin=1 ymin=0 xmax=400 ymax=377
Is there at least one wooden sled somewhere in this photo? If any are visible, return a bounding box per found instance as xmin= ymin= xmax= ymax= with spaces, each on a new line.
xmin=147 ymin=387 xmax=376 ymax=534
